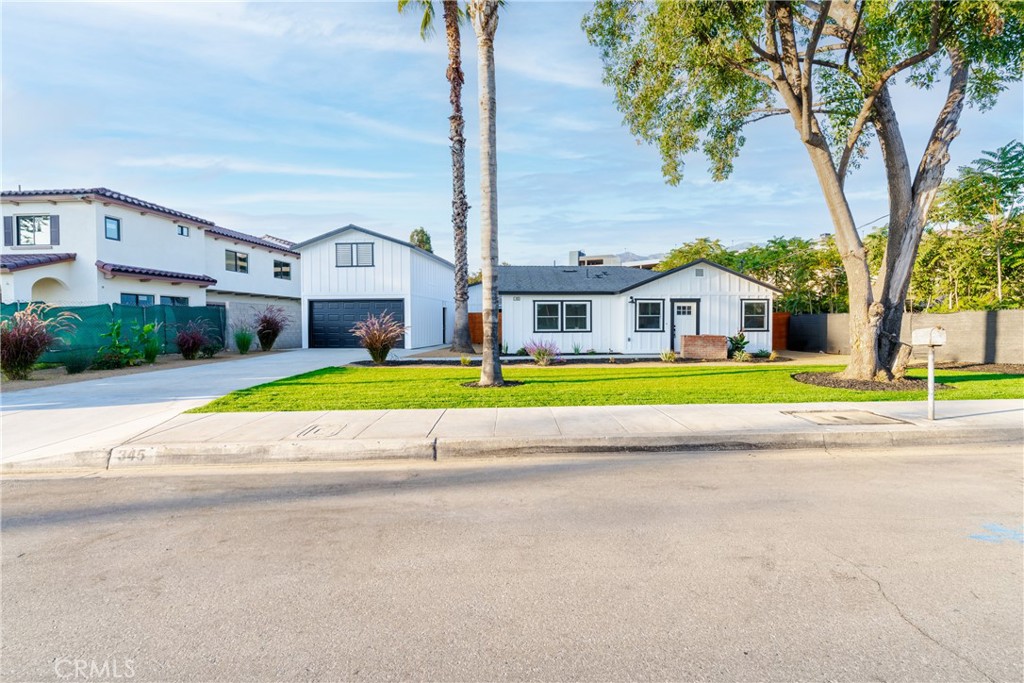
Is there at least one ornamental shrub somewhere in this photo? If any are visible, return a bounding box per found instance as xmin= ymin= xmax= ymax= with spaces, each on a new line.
xmin=523 ymin=339 xmax=559 ymax=366
xmin=660 ymin=349 xmax=677 ymax=363
xmin=733 ymin=350 xmax=752 ymax=362
xmin=63 ymin=350 xmax=94 ymax=375
xmin=351 ymin=311 xmax=405 ymax=364
xmin=233 ymin=326 xmax=255 ymax=355
xmin=132 ymin=322 xmax=162 ymax=364
xmin=254 ymin=306 xmax=290 ymax=351
xmin=0 ymin=304 xmax=78 ymax=380
xmin=176 ymin=320 xmax=210 ymax=361
xmin=727 ymin=332 xmax=749 ymax=358
xmin=94 ymin=319 xmax=139 ymax=369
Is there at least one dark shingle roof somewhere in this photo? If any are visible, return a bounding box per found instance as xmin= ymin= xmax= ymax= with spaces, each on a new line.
xmin=95 ymin=260 xmax=217 ymax=286
xmin=0 ymin=253 xmax=77 ymax=272
xmin=206 ymin=225 xmax=299 ymax=256
xmin=488 ymin=265 xmax=660 ymax=294
xmin=1 ymin=188 xmax=214 ymax=225
xmin=294 ymin=224 xmax=454 ymax=268
xmin=472 ymin=260 xmax=781 ymax=295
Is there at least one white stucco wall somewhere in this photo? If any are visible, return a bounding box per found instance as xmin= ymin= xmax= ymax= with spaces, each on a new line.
xmin=203 ymin=234 xmax=300 ymax=299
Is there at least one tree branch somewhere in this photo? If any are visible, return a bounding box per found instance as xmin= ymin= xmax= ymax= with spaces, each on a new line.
xmin=837 ymin=3 xmax=946 ymax=183
xmin=843 ymin=0 xmax=865 ymax=70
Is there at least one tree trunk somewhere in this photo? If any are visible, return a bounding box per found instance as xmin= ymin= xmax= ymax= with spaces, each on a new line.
xmin=470 ymin=1 xmax=503 ymax=386
xmin=874 ymin=53 xmax=968 ymax=376
xmin=444 ymin=1 xmax=474 ymax=354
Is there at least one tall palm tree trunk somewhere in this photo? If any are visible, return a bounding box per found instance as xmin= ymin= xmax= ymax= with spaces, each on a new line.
xmin=445 ymin=0 xmax=473 ymax=353
xmin=469 ymin=0 xmax=502 ymax=386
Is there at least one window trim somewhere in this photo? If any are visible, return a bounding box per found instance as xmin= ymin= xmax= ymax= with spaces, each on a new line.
xmin=533 ymin=300 xmax=563 ymax=333
xmin=741 ymin=299 xmax=769 ymax=332
xmin=336 ymin=241 xmax=375 ymax=268
xmin=561 ymin=300 xmax=592 ymax=333
xmin=530 ymin=300 xmax=594 ymax=334
xmin=15 ymin=214 xmax=51 ymax=246
xmin=273 ymin=259 xmax=292 ymax=280
xmin=104 ymin=216 xmax=121 ymax=241
xmin=225 ymin=249 xmax=249 ymax=274
xmin=634 ymin=299 xmax=665 ymax=332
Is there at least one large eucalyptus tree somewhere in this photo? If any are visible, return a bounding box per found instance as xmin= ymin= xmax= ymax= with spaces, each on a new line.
xmin=468 ymin=0 xmax=503 ymax=386
xmin=398 ymin=0 xmax=475 ymax=353
xmin=584 ymin=1 xmax=1023 ymax=380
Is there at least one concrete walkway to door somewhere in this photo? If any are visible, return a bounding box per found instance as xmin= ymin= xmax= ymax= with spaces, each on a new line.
xmin=1 ymin=348 xmax=399 ymax=467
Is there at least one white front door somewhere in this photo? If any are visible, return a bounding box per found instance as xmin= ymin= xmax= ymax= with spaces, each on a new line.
xmin=673 ymin=301 xmax=697 ymax=341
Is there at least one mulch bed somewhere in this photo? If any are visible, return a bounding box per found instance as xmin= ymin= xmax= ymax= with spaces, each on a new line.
xmin=911 ymin=361 xmax=1024 ymax=375
xmin=792 ymin=371 xmax=952 ymax=392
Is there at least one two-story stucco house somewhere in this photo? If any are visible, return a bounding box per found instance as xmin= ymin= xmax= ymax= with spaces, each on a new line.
xmin=295 ymin=224 xmax=455 ymax=349
xmin=1 ymin=188 xmax=302 ymax=347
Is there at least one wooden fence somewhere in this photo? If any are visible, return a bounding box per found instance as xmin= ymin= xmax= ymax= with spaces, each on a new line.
xmin=468 ymin=312 xmax=503 ymax=345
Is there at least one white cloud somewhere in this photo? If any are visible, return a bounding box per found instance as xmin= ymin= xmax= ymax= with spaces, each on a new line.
xmin=117 ymin=155 xmax=413 ymax=180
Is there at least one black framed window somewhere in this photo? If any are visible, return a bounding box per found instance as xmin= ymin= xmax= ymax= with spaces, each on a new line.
xmin=742 ymin=299 xmax=769 ymax=331
xmin=177 ymin=225 xmax=190 ymax=237
xmin=336 ymin=242 xmax=374 ymax=267
xmin=225 ymin=249 xmax=249 ymax=273
xmin=274 ymin=260 xmax=292 ymax=279
xmin=563 ymin=301 xmax=591 ymax=332
xmin=534 ymin=302 xmax=561 ymax=332
xmin=635 ymin=300 xmax=664 ymax=331
xmin=160 ymin=296 xmax=189 ymax=306
xmin=121 ymin=293 xmax=155 ymax=307
xmin=16 ymin=215 xmax=50 ymax=246
xmin=104 ymin=216 xmax=121 ymax=241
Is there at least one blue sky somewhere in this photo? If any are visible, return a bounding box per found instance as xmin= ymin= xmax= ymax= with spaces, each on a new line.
xmin=2 ymin=1 xmax=1021 ymax=268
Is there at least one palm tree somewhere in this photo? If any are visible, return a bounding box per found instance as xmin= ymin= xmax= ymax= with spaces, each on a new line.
xmin=398 ymin=0 xmax=475 ymax=354
xmin=467 ymin=0 xmax=502 ymax=386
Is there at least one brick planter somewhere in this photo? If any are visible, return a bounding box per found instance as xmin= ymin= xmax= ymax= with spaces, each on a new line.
xmin=681 ymin=334 xmax=728 ymax=360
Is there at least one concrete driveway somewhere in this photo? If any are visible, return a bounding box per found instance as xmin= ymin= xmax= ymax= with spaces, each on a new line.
xmin=0 ymin=348 xmax=389 ymax=466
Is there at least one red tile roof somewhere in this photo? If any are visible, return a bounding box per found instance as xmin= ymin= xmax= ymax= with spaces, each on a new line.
xmin=95 ymin=260 xmax=217 ymax=286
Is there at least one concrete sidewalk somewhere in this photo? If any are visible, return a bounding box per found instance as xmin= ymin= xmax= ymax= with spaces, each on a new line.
xmin=7 ymin=398 xmax=1021 ymax=471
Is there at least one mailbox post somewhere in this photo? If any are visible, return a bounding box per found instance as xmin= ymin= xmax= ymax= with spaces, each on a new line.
xmin=911 ymin=327 xmax=947 ymax=420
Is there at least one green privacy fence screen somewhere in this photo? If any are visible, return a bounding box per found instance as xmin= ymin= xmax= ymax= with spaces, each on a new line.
xmin=0 ymin=303 xmax=226 ymax=364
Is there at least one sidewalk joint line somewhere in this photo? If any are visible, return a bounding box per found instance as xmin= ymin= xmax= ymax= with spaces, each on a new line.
xmin=651 ymin=405 xmax=697 ymax=432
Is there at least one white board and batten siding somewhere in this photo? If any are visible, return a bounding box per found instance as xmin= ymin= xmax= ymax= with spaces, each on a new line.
xmin=298 ymin=226 xmax=454 ymax=348
xmin=621 ymin=265 xmax=774 ymax=353
xmin=496 ymin=263 xmax=776 ymax=354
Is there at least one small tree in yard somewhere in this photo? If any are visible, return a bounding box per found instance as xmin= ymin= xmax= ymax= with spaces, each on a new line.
xmin=585 ymin=1 xmax=1024 ymax=381
xmin=254 ymin=306 xmax=290 ymax=351
xmin=351 ymin=312 xmax=406 ymax=364
xmin=0 ymin=304 xmax=79 ymax=380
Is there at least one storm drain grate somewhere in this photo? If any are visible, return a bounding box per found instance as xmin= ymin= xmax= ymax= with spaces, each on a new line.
xmin=784 ymin=410 xmax=910 ymax=426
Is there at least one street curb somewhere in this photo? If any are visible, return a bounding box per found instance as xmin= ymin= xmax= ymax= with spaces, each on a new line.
xmin=3 ymin=426 xmax=1020 ymax=472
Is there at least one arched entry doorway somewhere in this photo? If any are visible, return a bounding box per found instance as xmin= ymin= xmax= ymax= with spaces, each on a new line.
xmin=30 ymin=277 xmax=72 ymax=303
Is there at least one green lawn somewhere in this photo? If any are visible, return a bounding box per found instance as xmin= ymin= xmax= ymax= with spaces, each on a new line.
xmin=193 ymin=364 xmax=1024 ymax=412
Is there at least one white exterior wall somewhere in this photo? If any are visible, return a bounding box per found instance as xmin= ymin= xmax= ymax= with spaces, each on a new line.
xmin=409 ymin=250 xmax=455 ymax=348
xmin=204 ymin=234 xmax=300 ymax=299
xmin=623 ymin=266 xmax=774 ymax=353
xmin=2 ymin=200 xmax=101 ymax=303
xmin=95 ymin=204 xmax=205 ymax=278
xmin=494 ymin=264 xmax=775 ymax=354
xmin=499 ymin=294 xmax=623 ymax=354
xmin=468 ymin=283 xmax=482 ymax=312
xmin=299 ymin=228 xmax=413 ymax=348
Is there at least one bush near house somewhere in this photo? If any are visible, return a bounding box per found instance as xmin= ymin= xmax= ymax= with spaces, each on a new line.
xmin=0 ymin=304 xmax=79 ymax=381
xmin=351 ymin=312 xmax=405 ymax=364
xmin=176 ymin=320 xmax=212 ymax=361
xmin=254 ymin=306 xmax=290 ymax=351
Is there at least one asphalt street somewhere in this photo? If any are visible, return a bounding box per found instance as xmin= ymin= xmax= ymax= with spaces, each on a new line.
xmin=2 ymin=444 xmax=1022 ymax=682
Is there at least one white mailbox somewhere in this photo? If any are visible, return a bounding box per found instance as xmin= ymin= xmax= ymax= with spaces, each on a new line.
xmin=912 ymin=326 xmax=946 ymax=347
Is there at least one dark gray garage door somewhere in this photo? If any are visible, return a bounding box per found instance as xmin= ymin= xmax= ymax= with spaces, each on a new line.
xmin=309 ymin=299 xmax=405 ymax=349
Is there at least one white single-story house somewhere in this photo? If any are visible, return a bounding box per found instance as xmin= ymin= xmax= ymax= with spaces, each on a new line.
xmin=295 ymin=224 xmax=455 ymax=349
xmin=469 ymin=259 xmax=780 ymax=354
